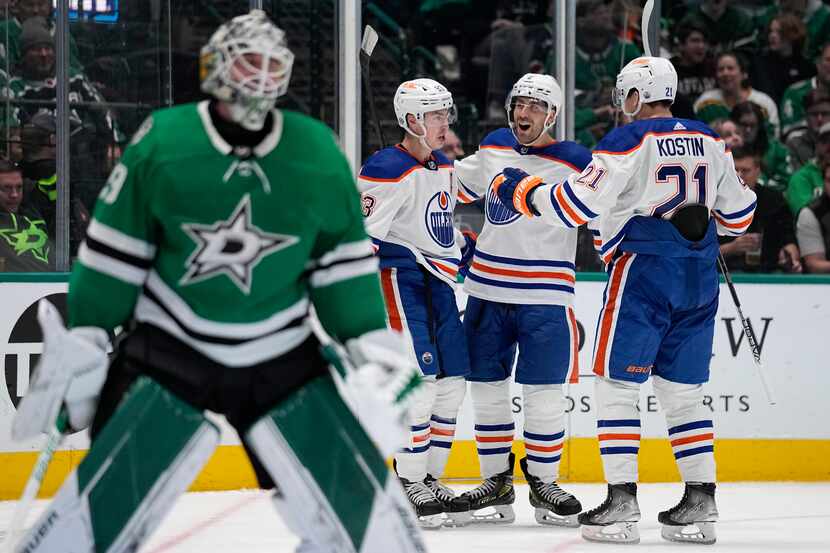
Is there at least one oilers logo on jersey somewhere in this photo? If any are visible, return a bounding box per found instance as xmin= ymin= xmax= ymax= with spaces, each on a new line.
xmin=485 ymin=173 xmax=522 ymax=225
xmin=425 ymin=190 xmax=455 ymax=247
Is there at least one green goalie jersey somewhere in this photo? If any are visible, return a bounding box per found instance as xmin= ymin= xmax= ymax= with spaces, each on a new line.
xmin=70 ymin=101 xmax=387 ymax=367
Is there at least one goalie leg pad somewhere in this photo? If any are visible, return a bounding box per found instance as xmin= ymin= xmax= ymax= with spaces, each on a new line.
xmin=246 ymin=374 xmax=426 ymax=553
xmin=652 ymin=376 xmax=715 ymax=483
xmin=15 ymin=377 xmax=219 ymax=553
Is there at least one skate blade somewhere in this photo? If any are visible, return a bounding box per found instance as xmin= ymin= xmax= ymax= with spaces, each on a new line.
xmin=661 ymin=522 xmax=716 ymax=545
xmin=534 ymin=508 xmax=580 ymax=528
xmin=467 ymin=504 xmax=515 ymax=524
xmin=418 ymin=514 xmax=445 ymax=530
xmin=442 ymin=511 xmax=473 ymax=528
xmin=581 ymin=522 xmax=640 ymax=544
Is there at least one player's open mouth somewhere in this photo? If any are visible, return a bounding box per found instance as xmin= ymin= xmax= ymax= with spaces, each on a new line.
xmin=518 ymin=122 xmax=531 ymax=132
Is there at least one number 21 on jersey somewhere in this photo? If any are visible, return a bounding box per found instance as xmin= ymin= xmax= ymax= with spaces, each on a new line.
xmin=652 ymin=163 xmax=708 ymax=218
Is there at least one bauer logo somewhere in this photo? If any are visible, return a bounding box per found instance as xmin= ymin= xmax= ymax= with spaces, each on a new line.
xmin=3 ymin=293 xmax=67 ymax=409
xmin=425 ymin=191 xmax=455 ymax=247
xmin=485 ymin=175 xmax=521 ymax=226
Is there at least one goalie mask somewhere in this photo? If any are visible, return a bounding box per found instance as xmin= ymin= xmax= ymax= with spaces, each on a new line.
xmin=505 ymin=73 xmax=562 ymax=145
xmin=200 ymin=10 xmax=295 ymax=131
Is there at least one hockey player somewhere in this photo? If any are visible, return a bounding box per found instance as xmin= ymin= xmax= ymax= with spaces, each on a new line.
xmin=10 ymin=11 xmax=427 ymax=553
xmin=453 ymin=73 xmax=589 ymax=526
xmin=495 ymin=57 xmax=757 ymax=545
xmin=358 ymin=78 xmax=471 ymax=527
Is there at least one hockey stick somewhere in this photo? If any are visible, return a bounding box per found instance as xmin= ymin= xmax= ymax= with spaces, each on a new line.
xmin=716 ymin=254 xmax=776 ymax=405
xmin=360 ymin=25 xmax=386 ymax=148
xmin=1 ymin=411 xmax=68 ymax=553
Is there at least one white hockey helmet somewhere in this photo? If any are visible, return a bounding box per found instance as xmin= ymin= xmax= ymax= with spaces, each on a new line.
xmin=612 ymin=56 xmax=678 ymax=117
xmin=505 ymin=73 xmax=563 ymax=145
xmin=200 ymin=10 xmax=295 ymax=130
xmin=394 ymin=78 xmax=456 ymax=138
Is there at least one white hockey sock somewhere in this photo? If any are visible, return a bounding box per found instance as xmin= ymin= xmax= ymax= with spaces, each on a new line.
xmin=395 ymin=377 xmax=437 ymax=482
xmin=426 ymin=376 xmax=466 ymax=478
xmin=471 ymin=379 xmax=514 ymax=478
xmin=595 ymin=376 xmax=641 ymax=484
xmin=653 ymin=376 xmax=716 ymax=483
xmin=522 ymin=384 xmax=566 ymax=483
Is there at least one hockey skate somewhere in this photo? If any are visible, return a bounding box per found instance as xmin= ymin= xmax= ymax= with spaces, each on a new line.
xmin=458 ymin=453 xmax=516 ymax=524
xmin=578 ymin=482 xmax=641 ymax=544
xmin=424 ymin=474 xmax=472 ymax=527
xmin=658 ymin=482 xmax=719 ymax=545
xmin=519 ymin=456 xmax=581 ymax=527
xmin=398 ymin=476 xmax=444 ymax=529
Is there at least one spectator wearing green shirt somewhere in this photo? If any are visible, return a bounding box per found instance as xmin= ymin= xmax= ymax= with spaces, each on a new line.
xmin=695 ymin=52 xmax=781 ymax=137
xmin=573 ymin=0 xmax=639 ymax=148
xmin=678 ymin=0 xmax=757 ymax=55
xmin=731 ymin=101 xmax=793 ymax=192
xmin=0 ymin=0 xmax=82 ymax=73
xmin=755 ymin=0 xmax=830 ymax=60
xmin=780 ymin=42 xmax=830 ymax=136
xmin=786 ymin=121 xmax=830 ymax=214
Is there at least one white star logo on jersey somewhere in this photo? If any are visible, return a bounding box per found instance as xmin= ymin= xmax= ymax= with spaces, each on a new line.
xmin=179 ymin=194 xmax=298 ymax=294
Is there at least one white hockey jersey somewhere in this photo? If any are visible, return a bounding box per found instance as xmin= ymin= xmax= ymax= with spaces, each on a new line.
xmin=531 ymin=118 xmax=757 ymax=263
xmin=358 ymin=145 xmax=462 ymax=286
xmin=454 ymin=128 xmax=591 ymax=305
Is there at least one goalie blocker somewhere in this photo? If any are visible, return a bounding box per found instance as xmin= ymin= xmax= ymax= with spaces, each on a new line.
xmin=15 ymin=325 xmax=425 ymax=553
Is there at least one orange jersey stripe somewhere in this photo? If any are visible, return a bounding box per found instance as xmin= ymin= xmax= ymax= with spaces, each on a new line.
xmin=360 ymin=165 xmax=420 ymax=183
xmin=592 ymin=253 xmax=633 ymax=376
xmin=593 ymin=130 xmax=725 ymax=156
xmin=412 ymin=433 xmax=430 ymax=443
xmin=555 ymin=184 xmax=588 ymax=225
xmin=713 ymin=213 xmax=754 ymax=230
xmin=670 ymin=433 xmax=714 ymax=447
xmin=470 ymin=261 xmax=575 ymax=282
xmin=431 ymin=260 xmax=458 ymax=277
xmin=567 ymin=307 xmax=580 ymax=383
xmin=380 ymin=269 xmax=403 ymax=332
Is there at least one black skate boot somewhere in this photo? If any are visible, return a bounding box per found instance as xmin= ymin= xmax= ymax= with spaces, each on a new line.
xmin=424 ymin=474 xmax=472 ymax=527
xmin=578 ymin=482 xmax=641 ymax=544
xmin=458 ymin=452 xmax=516 ymax=523
xmin=519 ymin=456 xmax=582 ymax=527
xmin=398 ymin=476 xmax=444 ymax=528
xmin=658 ymin=482 xmax=719 ymax=545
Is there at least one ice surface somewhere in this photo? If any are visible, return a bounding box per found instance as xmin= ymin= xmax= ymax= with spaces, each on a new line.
xmin=1 ymin=483 xmax=828 ymax=552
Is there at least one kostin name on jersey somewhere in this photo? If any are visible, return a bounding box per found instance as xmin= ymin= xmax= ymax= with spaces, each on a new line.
xmin=656 ymin=136 xmax=704 ymax=157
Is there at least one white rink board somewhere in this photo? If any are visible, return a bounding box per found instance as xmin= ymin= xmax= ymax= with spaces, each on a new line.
xmin=1 ymin=279 xmax=829 ymax=454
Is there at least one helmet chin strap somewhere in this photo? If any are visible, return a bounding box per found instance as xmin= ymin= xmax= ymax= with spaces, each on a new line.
xmin=514 ymin=108 xmax=557 ymax=146
xmin=404 ymin=120 xmax=439 ymax=151
xmin=622 ymin=90 xmax=643 ymax=118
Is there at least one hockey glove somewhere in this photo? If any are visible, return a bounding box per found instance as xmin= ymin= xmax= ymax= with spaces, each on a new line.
xmin=493 ymin=167 xmax=545 ymax=217
xmin=12 ymin=300 xmax=109 ymax=440
xmin=328 ymin=328 xmax=424 ymax=457
xmin=458 ymin=229 xmax=477 ymax=278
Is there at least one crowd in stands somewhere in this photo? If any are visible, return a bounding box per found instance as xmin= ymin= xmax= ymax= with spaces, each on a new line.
xmin=2 ymin=0 xmax=830 ymax=274
xmin=372 ymin=0 xmax=830 ymax=273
